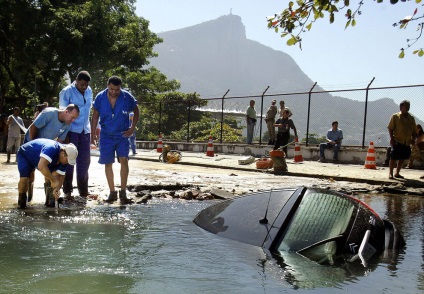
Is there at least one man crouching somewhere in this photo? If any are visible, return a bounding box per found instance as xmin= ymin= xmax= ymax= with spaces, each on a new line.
xmin=16 ymin=138 xmax=78 ymax=209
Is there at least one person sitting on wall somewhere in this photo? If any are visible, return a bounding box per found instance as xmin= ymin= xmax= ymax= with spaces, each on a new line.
xmin=318 ymin=121 xmax=343 ymax=162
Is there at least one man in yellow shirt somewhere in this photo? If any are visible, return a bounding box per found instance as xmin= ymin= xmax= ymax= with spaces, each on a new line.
xmin=387 ymin=100 xmax=416 ymax=179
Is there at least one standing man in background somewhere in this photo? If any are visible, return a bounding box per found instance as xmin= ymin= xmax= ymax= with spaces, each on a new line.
xmin=91 ymin=76 xmax=139 ymax=204
xmin=279 ymin=100 xmax=293 ymax=118
xmin=246 ymin=99 xmax=257 ymax=145
xmin=6 ymin=107 xmax=24 ymax=163
xmin=388 ymin=100 xmax=416 ymax=179
xmin=59 ymin=71 xmax=94 ymax=199
xmin=265 ymin=100 xmax=278 ymax=145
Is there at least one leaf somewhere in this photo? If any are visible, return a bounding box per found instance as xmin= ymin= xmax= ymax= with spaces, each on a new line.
xmin=399 ymin=50 xmax=405 ymax=59
xmin=416 ymin=0 xmax=422 ymax=4
xmin=413 ymin=50 xmax=420 ymax=54
xmin=413 ymin=8 xmax=418 ymax=16
xmin=344 ymin=0 xmax=350 ymax=6
xmin=287 ymin=36 xmax=297 ymax=46
xmin=419 ymin=49 xmax=424 ymax=57
xmin=352 ymin=19 xmax=356 ymax=27
xmin=306 ymin=23 xmax=312 ymax=31
xmin=330 ymin=13 xmax=334 ymax=24
xmin=345 ymin=19 xmax=351 ymax=29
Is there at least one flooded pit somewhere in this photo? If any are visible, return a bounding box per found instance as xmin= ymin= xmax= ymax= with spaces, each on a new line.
xmin=0 ymin=192 xmax=423 ymax=293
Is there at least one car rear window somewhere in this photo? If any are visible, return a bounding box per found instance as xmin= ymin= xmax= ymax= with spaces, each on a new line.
xmin=278 ymin=192 xmax=355 ymax=253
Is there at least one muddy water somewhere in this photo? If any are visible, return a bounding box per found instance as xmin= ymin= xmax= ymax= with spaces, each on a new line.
xmin=0 ymin=192 xmax=423 ymax=293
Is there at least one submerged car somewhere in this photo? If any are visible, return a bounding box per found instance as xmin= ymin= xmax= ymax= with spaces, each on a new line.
xmin=194 ymin=187 xmax=405 ymax=267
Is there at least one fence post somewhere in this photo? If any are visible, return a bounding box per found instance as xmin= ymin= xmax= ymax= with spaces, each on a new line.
xmin=362 ymin=77 xmax=375 ymax=148
xmin=259 ymin=86 xmax=270 ymax=145
xmin=159 ymin=101 xmax=162 ymax=136
xmin=220 ymin=89 xmax=230 ymax=143
xmin=187 ymin=92 xmax=196 ymax=143
xmin=306 ymin=82 xmax=317 ymax=146
xmin=187 ymin=99 xmax=191 ymax=143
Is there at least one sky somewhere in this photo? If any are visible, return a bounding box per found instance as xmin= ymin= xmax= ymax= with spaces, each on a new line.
xmin=135 ymin=1 xmax=423 ymax=92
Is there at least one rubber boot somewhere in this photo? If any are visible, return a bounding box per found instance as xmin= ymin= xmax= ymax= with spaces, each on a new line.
xmin=44 ymin=182 xmax=50 ymax=205
xmin=105 ymin=191 xmax=118 ymax=203
xmin=45 ymin=187 xmax=55 ymax=207
xmin=6 ymin=152 xmax=10 ymax=163
xmin=27 ymin=182 xmax=34 ymax=202
xmin=18 ymin=193 xmax=27 ymax=209
xmin=44 ymin=182 xmax=55 ymax=207
xmin=119 ymin=190 xmax=134 ymax=204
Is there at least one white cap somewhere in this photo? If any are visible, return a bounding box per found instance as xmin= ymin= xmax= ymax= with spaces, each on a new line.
xmin=63 ymin=143 xmax=78 ymax=165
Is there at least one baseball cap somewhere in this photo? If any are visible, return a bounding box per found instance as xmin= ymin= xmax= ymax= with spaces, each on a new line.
xmin=63 ymin=143 xmax=78 ymax=165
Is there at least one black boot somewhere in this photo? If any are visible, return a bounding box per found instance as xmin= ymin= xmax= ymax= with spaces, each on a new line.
xmin=6 ymin=152 xmax=10 ymax=163
xmin=119 ymin=190 xmax=133 ymax=204
xmin=45 ymin=187 xmax=55 ymax=207
xmin=28 ymin=182 xmax=34 ymax=203
xmin=44 ymin=182 xmax=55 ymax=207
xmin=105 ymin=191 xmax=118 ymax=203
xmin=44 ymin=182 xmax=50 ymax=205
xmin=18 ymin=193 xmax=27 ymax=209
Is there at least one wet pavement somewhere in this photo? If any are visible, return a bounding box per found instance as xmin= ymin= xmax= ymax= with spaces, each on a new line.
xmin=129 ymin=148 xmax=424 ymax=191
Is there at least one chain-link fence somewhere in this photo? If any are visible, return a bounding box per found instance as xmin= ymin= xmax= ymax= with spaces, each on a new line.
xmin=137 ymin=83 xmax=424 ymax=148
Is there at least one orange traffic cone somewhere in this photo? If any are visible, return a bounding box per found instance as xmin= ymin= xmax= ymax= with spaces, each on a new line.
xmin=157 ymin=134 xmax=163 ymax=153
xmin=364 ymin=141 xmax=377 ymax=169
xmin=206 ymin=136 xmax=214 ymax=157
xmin=293 ymin=137 xmax=303 ymax=163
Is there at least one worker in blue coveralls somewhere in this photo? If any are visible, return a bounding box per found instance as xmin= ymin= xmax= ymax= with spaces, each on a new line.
xmin=16 ymin=138 xmax=78 ymax=209
xmin=91 ymin=76 xmax=139 ymax=204
xmin=24 ymin=104 xmax=79 ymax=204
xmin=59 ymin=70 xmax=94 ymax=199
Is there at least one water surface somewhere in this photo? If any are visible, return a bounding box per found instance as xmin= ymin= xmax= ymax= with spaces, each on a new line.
xmin=0 ymin=193 xmax=423 ymax=293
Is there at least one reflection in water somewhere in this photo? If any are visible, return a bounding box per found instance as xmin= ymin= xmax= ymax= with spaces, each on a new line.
xmin=0 ymin=195 xmax=422 ymax=293
xmin=254 ymin=242 xmax=405 ymax=289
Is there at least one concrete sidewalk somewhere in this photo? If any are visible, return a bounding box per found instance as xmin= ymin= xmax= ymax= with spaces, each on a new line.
xmin=127 ymin=148 xmax=424 ymax=189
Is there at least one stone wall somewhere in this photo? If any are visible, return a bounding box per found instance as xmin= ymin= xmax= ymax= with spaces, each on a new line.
xmin=136 ymin=140 xmax=411 ymax=166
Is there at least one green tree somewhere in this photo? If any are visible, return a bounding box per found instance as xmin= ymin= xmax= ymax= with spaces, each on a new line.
xmin=267 ymin=0 xmax=424 ymax=58
xmin=301 ymin=133 xmax=327 ymax=145
xmin=0 ymin=0 xmax=178 ymax=116
xmin=137 ymin=92 xmax=208 ymax=140
xmin=170 ymin=115 xmax=243 ymax=142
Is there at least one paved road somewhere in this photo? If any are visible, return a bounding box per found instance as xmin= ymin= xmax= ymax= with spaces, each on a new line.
xmin=130 ymin=149 xmax=424 ymax=188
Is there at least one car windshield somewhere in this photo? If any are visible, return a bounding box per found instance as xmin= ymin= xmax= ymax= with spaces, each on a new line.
xmin=278 ymin=191 xmax=355 ymax=264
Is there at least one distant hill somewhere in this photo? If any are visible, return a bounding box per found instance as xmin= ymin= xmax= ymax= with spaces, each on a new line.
xmin=148 ymin=14 xmax=422 ymax=145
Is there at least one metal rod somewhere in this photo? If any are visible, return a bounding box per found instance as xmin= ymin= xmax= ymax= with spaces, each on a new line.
xmin=306 ymin=82 xmax=317 ymax=147
xmin=220 ymin=89 xmax=230 ymax=144
xmin=362 ymin=77 xmax=375 ymax=148
xmin=259 ymin=86 xmax=270 ymax=145
xmin=187 ymin=98 xmax=192 ymax=143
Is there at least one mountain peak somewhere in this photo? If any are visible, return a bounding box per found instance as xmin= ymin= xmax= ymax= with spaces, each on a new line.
xmin=160 ymin=14 xmax=246 ymax=43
